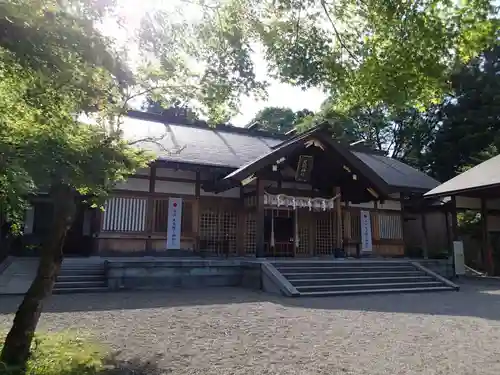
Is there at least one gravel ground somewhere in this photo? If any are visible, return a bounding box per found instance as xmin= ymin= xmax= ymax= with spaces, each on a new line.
xmin=1 ymin=279 xmax=500 ymax=375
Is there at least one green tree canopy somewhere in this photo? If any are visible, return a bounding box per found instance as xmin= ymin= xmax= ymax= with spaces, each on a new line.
xmin=176 ymin=0 xmax=499 ymax=112
xmin=0 ymin=0 xmax=151 ymax=367
xmin=246 ymin=106 xmax=314 ymax=133
xmin=425 ymin=44 xmax=500 ymax=181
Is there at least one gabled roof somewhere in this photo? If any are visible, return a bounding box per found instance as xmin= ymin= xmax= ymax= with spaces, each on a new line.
xmin=121 ymin=111 xmax=440 ymax=193
xmin=219 ymin=127 xmax=392 ymax=196
xmin=425 ymin=154 xmax=500 ymax=198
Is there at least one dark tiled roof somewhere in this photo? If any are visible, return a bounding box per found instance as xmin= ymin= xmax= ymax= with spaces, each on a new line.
xmin=121 ymin=114 xmax=283 ymax=168
xmin=352 ymin=152 xmax=440 ymax=192
xmin=425 ymin=154 xmax=500 ymax=197
xmin=121 ymin=112 xmax=439 ymax=192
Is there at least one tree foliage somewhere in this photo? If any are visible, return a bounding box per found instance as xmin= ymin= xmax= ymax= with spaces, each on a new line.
xmin=246 ymin=106 xmax=314 ymax=133
xmin=425 ymin=45 xmax=500 ymax=181
xmin=180 ymin=0 xmax=499 ymax=112
xmin=0 ymin=0 xmax=151 ymax=367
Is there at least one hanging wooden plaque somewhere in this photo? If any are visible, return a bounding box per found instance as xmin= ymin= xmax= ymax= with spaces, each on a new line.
xmin=295 ymin=155 xmax=314 ymax=182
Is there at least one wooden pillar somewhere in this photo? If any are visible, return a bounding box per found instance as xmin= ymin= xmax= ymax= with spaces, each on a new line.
xmin=344 ymin=201 xmax=351 ymax=254
xmin=236 ymin=186 xmax=245 ymax=256
xmin=91 ymin=208 xmax=102 ymax=254
xmin=399 ymin=194 xmax=407 ymax=253
xmin=145 ymin=164 xmax=157 ymax=252
xmin=481 ymin=197 xmax=492 ymax=274
xmin=193 ymin=171 xmax=201 ymax=251
xmin=255 ymin=178 xmax=265 ymax=257
xmin=308 ymin=211 xmax=316 ymax=256
xmin=372 ymin=201 xmax=380 ymax=256
xmin=444 ymin=207 xmax=452 ymax=253
xmin=450 ymin=196 xmax=459 ymax=241
xmin=420 ymin=210 xmax=429 ymax=259
xmin=335 ymin=187 xmax=342 ymax=249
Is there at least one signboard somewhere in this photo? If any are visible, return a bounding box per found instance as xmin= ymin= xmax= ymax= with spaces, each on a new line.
xmin=360 ymin=210 xmax=372 ymax=253
xmin=295 ymin=155 xmax=314 ymax=182
xmin=166 ymin=197 xmax=183 ymax=250
xmin=453 ymin=241 xmax=465 ymax=276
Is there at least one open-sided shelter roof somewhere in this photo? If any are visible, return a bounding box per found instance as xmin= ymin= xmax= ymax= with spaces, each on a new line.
xmin=425 ymin=154 xmax=500 ymax=198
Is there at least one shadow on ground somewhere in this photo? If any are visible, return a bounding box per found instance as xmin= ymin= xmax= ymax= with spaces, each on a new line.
xmin=101 ymin=354 xmax=164 ymax=375
xmin=1 ymin=278 xmax=500 ymax=321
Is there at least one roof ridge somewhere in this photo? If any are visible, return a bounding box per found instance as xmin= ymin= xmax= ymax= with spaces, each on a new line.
xmin=126 ymin=110 xmax=288 ymax=140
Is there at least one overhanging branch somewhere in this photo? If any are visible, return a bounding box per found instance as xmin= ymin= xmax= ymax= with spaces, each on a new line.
xmin=320 ymin=0 xmax=359 ymax=62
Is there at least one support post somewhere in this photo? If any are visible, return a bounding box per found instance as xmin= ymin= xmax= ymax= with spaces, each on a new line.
xmin=193 ymin=171 xmax=201 ymax=251
xmin=444 ymin=207 xmax=452 ymax=254
xmin=450 ymin=196 xmax=459 ymax=278
xmin=255 ymin=178 xmax=265 ymax=258
xmin=344 ymin=201 xmax=351 ymax=255
xmin=236 ymin=186 xmax=245 ymax=256
xmin=335 ymin=187 xmax=342 ymax=249
xmin=420 ymin=211 xmax=429 ymax=259
xmin=481 ymin=197 xmax=492 ymax=275
xmin=450 ymin=196 xmax=458 ymax=241
xmin=145 ymin=164 xmax=156 ymax=252
xmin=399 ymin=194 xmax=407 ymax=255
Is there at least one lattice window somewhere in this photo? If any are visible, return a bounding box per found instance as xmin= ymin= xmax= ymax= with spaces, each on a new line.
xmin=379 ymin=213 xmax=403 ymax=239
xmin=200 ymin=209 xmax=237 ymax=255
xmin=102 ymin=197 xmax=147 ymax=232
xmin=245 ymin=213 xmax=256 ymax=255
xmin=153 ymin=198 xmax=193 ymax=235
xmin=315 ymin=212 xmax=335 ymax=255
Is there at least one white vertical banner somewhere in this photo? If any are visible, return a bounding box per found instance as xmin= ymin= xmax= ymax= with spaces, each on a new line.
xmin=360 ymin=210 xmax=372 ymax=253
xmin=166 ymin=197 xmax=183 ymax=250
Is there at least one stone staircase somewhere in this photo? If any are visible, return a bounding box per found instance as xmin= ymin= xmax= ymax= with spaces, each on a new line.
xmin=54 ymin=260 xmax=108 ymax=294
xmin=273 ymin=260 xmax=458 ymax=296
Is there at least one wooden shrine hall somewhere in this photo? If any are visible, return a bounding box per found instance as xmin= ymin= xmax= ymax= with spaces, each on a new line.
xmin=21 ymin=110 xmax=443 ymax=258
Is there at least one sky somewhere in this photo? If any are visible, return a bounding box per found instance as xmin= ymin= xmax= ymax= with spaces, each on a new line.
xmin=103 ymin=0 xmax=327 ymax=126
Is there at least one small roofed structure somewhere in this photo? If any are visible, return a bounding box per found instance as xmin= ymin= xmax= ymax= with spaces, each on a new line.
xmin=425 ymin=154 xmax=500 ymax=275
xmin=424 ymin=154 xmax=500 ymax=198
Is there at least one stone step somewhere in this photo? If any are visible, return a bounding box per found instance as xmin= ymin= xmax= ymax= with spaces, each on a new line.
xmin=53 ymin=286 xmax=109 ymax=294
xmin=57 ymin=274 xmax=105 ymax=282
xmin=273 ymin=261 xmax=414 ymax=268
xmin=58 ymin=268 xmax=105 ymax=276
xmin=283 ymin=271 xmax=425 ymax=279
xmin=299 ymin=286 xmax=455 ymax=297
xmin=290 ymin=276 xmax=435 ymax=286
xmin=296 ymin=281 xmax=443 ymax=293
xmin=55 ymin=281 xmax=107 ymax=289
xmin=275 ymin=266 xmax=416 ymax=273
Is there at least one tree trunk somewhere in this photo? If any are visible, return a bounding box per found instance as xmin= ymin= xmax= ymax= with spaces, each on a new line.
xmin=0 ymin=185 xmax=76 ymax=368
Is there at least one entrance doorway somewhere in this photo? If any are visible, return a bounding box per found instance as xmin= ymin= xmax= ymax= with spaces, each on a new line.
xmin=264 ymin=209 xmax=296 ymax=257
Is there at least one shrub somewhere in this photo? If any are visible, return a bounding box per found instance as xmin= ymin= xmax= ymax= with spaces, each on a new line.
xmin=0 ymin=331 xmax=106 ymax=375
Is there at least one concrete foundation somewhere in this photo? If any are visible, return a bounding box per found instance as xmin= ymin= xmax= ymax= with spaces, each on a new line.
xmin=106 ymin=259 xmax=264 ymax=291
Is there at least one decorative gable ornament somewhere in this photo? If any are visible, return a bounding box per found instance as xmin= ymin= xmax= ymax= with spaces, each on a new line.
xmin=304 ymin=138 xmax=325 ymax=150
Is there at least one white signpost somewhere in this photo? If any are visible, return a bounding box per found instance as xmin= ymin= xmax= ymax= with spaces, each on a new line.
xmin=166 ymin=197 xmax=183 ymax=250
xmin=360 ymin=210 xmax=373 ymax=254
